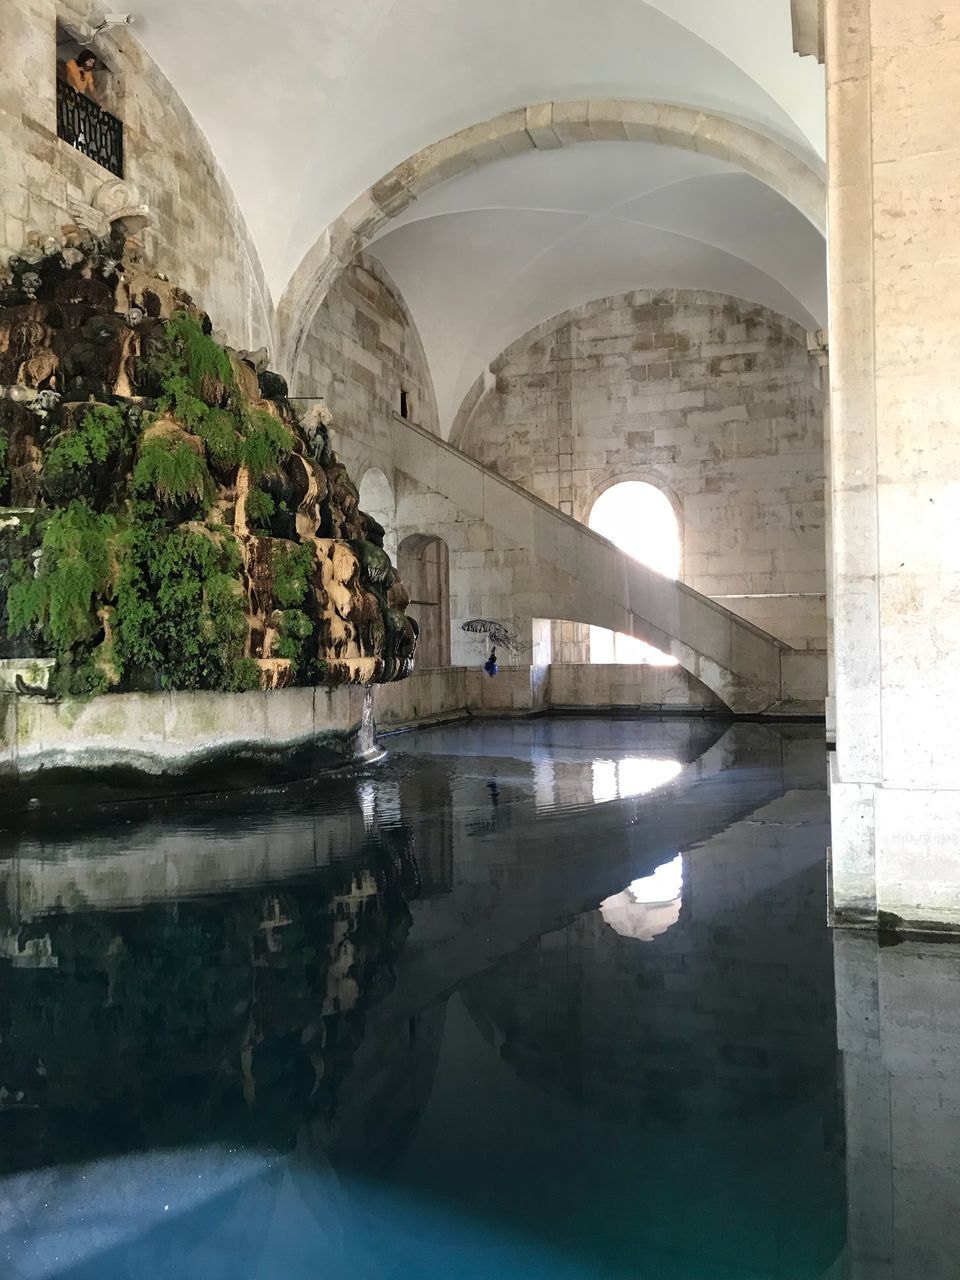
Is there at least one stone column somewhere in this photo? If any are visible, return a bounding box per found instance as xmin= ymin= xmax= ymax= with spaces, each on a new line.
xmin=827 ymin=0 xmax=960 ymax=927
xmin=556 ymin=321 xmax=575 ymax=517
xmin=808 ymin=331 xmax=834 ymax=741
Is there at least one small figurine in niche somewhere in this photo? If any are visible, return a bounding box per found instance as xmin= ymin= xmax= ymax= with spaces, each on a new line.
xmin=64 ymin=49 xmax=101 ymax=103
xmin=483 ymin=648 xmax=498 ymax=678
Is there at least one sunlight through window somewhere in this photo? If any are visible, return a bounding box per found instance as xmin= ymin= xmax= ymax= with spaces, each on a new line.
xmin=591 ymin=756 xmax=682 ymax=804
xmin=588 ymin=482 xmax=680 ymax=665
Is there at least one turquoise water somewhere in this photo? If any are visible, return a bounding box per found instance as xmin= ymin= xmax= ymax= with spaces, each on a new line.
xmin=0 ymin=719 xmax=846 ymax=1278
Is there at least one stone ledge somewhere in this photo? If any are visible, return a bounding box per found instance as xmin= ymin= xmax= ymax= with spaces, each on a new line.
xmin=0 ymin=685 xmax=376 ymax=814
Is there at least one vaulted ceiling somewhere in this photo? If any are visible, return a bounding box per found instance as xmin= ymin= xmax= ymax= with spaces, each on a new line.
xmin=132 ymin=0 xmax=826 ymax=428
xmin=369 ymin=142 xmax=826 ymax=428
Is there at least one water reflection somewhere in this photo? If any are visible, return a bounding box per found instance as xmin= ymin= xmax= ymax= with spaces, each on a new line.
xmin=836 ymin=930 xmax=960 ymax=1280
xmin=600 ymin=853 xmax=683 ymax=941
xmin=0 ymin=720 xmax=845 ymax=1277
xmin=591 ymin=757 xmax=682 ymax=804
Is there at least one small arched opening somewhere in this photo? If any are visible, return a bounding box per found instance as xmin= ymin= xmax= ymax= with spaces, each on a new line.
xmin=398 ymin=534 xmax=451 ymax=669
xmin=358 ymin=466 xmax=398 ymax=562
xmin=588 ymin=480 xmax=680 ymax=665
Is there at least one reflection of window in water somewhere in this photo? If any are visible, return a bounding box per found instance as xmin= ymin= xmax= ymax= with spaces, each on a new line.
xmin=591 ymin=756 xmax=681 ymax=804
xmin=533 ymin=759 xmax=556 ymax=810
xmin=357 ymin=779 xmax=377 ymax=831
xmin=600 ymin=853 xmax=684 ymax=941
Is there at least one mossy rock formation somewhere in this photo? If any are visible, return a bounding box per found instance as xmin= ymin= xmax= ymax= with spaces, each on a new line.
xmin=0 ymin=234 xmax=418 ymax=696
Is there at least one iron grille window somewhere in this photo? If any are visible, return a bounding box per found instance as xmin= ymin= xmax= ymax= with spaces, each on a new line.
xmin=56 ymin=79 xmax=123 ymax=178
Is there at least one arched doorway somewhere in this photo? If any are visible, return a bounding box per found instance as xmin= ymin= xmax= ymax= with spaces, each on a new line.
xmin=358 ymin=466 xmax=398 ymax=562
xmin=588 ymin=481 xmax=680 ymax=665
xmin=398 ymin=534 xmax=450 ymax=669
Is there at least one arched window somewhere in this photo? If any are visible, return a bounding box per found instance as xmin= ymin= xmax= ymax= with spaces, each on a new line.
xmin=398 ymin=534 xmax=451 ymax=668
xmin=358 ymin=467 xmax=397 ymax=561
xmin=588 ymin=481 xmax=679 ymax=665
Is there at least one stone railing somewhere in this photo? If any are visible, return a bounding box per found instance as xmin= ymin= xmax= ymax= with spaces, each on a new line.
xmin=56 ymin=79 xmax=123 ymax=177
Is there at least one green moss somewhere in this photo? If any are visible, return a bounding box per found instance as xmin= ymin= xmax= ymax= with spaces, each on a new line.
xmin=43 ymin=405 xmax=127 ymax=475
xmin=133 ymin=438 xmax=213 ymax=508
xmin=272 ymin=541 xmax=314 ymax=608
xmin=228 ymin=657 xmax=262 ymax=692
xmin=245 ymin=488 xmax=275 ymax=531
xmin=275 ymin=609 xmax=313 ymax=664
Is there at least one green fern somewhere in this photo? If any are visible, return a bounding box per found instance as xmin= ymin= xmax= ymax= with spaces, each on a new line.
xmin=245 ymin=488 xmax=275 ymax=531
xmin=43 ymin=405 xmax=127 ymax=475
xmin=197 ymin=406 xmax=243 ymax=466
xmin=6 ymin=501 xmax=120 ymax=651
xmin=272 ymin=542 xmax=314 ymax=608
xmin=151 ymin=311 xmax=233 ymax=401
xmin=228 ymin=657 xmax=262 ymax=692
xmin=114 ymin=519 xmax=249 ymax=690
xmin=275 ymin=608 xmax=313 ymax=664
xmin=241 ymin=409 xmax=294 ymax=479
xmin=134 ymin=439 xmax=213 ymax=508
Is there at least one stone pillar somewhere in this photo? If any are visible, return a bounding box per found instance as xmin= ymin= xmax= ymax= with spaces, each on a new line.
xmin=808 ymin=331 xmax=834 ymax=741
xmin=827 ymin=0 xmax=960 ymax=927
xmin=556 ymin=321 xmax=575 ymax=517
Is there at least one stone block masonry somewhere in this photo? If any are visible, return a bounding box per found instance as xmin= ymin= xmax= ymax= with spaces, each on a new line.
xmin=294 ymin=263 xmax=823 ymax=714
xmin=296 ymin=254 xmax=439 ymax=444
xmin=1 ymin=0 xmax=272 ymax=350
xmin=457 ymin=290 xmax=826 ymax=651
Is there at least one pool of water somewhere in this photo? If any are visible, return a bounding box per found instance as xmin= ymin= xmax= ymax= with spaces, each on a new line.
xmin=0 ymin=715 xmax=944 ymax=1279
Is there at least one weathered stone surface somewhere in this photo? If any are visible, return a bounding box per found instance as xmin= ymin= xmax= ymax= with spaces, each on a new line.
xmin=456 ymin=290 xmax=827 ymax=651
xmin=0 ymin=0 xmax=271 ymax=352
xmin=295 ymin=253 xmax=439 ymax=441
xmin=828 ymin=0 xmax=960 ymax=927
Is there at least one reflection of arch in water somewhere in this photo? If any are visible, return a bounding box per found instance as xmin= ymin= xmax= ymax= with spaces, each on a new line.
xmin=358 ymin=465 xmax=398 ymax=562
xmin=599 ymin=853 xmax=684 ymax=941
xmin=458 ymin=839 xmax=838 ymax=1127
xmin=398 ymin=534 xmax=451 ymax=669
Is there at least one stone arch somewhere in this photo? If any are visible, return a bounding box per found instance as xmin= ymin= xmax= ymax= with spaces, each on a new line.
xmin=292 ymin=251 xmax=440 ymax=437
xmin=358 ymin=464 xmax=397 ymax=562
xmin=585 ymin=478 xmax=684 ymax=666
xmin=580 ymin=469 xmax=685 ymax=575
xmin=277 ymin=101 xmax=826 ymax=380
xmin=398 ymin=533 xmax=451 ymax=669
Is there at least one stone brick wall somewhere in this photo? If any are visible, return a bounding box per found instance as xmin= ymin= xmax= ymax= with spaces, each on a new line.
xmin=2 ymin=0 xmax=271 ymax=347
xmin=456 ymin=290 xmax=826 ymax=650
xmin=294 ymin=253 xmax=439 ymax=447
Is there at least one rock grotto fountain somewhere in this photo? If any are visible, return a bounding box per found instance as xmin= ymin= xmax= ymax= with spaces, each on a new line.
xmin=0 ymin=223 xmax=419 ymax=702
